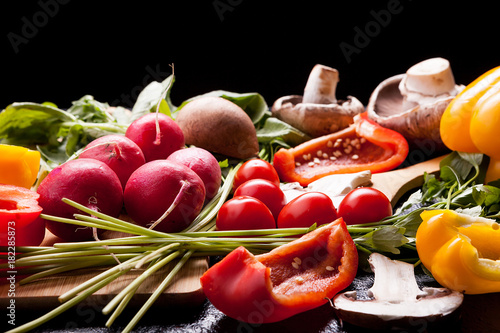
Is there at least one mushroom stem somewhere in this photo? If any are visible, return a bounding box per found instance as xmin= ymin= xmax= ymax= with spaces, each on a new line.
xmin=332 ymin=253 xmax=464 ymax=330
xmin=399 ymin=57 xmax=458 ymax=109
xmin=367 ymin=253 xmax=425 ymax=302
xmin=303 ymin=64 xmax=339 ymax=104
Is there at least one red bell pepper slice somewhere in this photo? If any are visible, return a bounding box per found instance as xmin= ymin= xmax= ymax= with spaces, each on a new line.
xmin=0 ymin=184 xmax=44 ymax=247
xmin=273 ymin=112 xmax=409 ymax=186
xmin=200 ymin=218 xmax=358 ymax=323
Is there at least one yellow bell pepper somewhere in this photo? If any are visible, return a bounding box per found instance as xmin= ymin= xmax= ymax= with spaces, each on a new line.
xmin=0 ymin=144 xmax=40 ymax=188
xmin=416 ymin=209 xmax=500 ymax=294
xmin=440 ymin=65 xmax=500 ymax=182
xmin=470 ymin=80 xmax=500 ymax=183
xmin=440 ymin=66 xmax=500 ymax=154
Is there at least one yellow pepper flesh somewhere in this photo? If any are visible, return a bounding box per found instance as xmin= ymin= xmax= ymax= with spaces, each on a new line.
xmin=440 ymin=66 xmax=500 ymax=153
xmin=416 ymin=210 xmax=500 ymax=294
xmin=0 ymin=144 xmax=41 ymax=188
xmin=470 ymin=81 xmax=500 ymax=182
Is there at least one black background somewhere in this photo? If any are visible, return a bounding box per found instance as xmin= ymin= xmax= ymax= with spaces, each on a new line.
xmin=1 ymin=0 xmax=498 ymax=110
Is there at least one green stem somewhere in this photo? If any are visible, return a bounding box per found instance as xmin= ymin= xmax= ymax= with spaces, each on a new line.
xmin=103 ymin=250 xmax=182 ymax=316
xmin=121 ymin=250 xmax=194 ymax=333
xmin=58 ymin=255 xmax=146 ymax=303
xmin=6 ymin=270 xmax=127 ymax=333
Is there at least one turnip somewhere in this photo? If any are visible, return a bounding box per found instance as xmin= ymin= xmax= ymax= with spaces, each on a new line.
xmin=79 ymin=134 xmax=146 ymax=189
xmin=124 ymin=160 xmax=206 ymax=233
xmin=125 ymin=112 xmax=185 ymax=162
xmin=37 ymin=158 xmax=124 ymax=241
xmin=166 ymin=147 xmax=222 ymax=200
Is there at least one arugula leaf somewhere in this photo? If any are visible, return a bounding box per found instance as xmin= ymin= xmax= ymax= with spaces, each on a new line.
xmin=354 ymin=226 xmax=409 ymax=254
xmin=0 ymin=102 xmax=76 ymax=145
xmin=131 ymin=75 xmax=175 ymax=121
xmin=67 ymin=95 xmax=115 ymax=123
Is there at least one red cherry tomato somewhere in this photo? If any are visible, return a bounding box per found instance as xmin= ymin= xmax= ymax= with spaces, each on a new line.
xmin=233 ymin=159 xmax=280 ymax=191
xmin=277 ymin=192 xmax=338 ymax=229
xmin=216 ymin=196 xmax=276 ymax=231
xmin=233 ymin=179 xmax=286 ymax=221
xmin=337 ymin=187 xmax=392 ymax=225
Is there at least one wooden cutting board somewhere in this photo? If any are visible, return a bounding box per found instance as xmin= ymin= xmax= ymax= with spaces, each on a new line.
xmin=0 ymin=229 xmax=208 ymax=310
xmin=370 ymin=155 xmax=445 ymax=206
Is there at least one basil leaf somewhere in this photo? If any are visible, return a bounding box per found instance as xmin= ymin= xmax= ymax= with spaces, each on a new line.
xmin=256 ymin=117 xmax=310 ymax=145
xmin=176 ymin=90 xmax=268 ymax=125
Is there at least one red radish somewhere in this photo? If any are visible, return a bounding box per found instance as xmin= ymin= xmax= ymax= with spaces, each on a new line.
xmin=37 ymin=158 xmax=123 ymax=241
xmin=79 ymin=134 xmax=146 ymax=189
xmin=125 ymin=113 xmax=185 ymax=162
xmin=167 ymin=147 xmax=221 ymax=200
xmin=124 ymin=160 xmax=206 ymax=233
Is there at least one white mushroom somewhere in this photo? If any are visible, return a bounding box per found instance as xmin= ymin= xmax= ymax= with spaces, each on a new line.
xmin=367 ymin=57 xmax=464 ymax=151
xmin=272 ymin=64 xmax=364 ymax=138
xmin=332 ymin=253 xmax=464 ymax=331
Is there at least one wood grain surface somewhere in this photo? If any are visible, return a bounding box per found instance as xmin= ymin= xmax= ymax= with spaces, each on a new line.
xmin=0 ymin=229 xmax=208 ymax=310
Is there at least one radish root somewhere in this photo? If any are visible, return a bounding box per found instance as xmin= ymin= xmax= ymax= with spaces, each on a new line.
xmin=148 ymin=179 xmax=189 ymax=231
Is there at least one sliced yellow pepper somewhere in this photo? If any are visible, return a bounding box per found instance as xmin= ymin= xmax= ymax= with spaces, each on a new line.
xmin=416 ymin=209 xmax=500 ymax=294
xmin=0 ymin=144 xmax=40 ymax=188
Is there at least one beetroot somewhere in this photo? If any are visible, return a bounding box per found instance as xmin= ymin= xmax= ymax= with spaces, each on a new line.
xmin=79 ymin=134 xmax=146 ymax=189
xmin=166 ymin=147 xmax=222 ymax=200
xmin=37 ymin=158 xmax=124 ymax=241
xmin=124 ymin=160 xmax=206 ymax=233
xmin=125 ymin=113 xmax=185 ymax=162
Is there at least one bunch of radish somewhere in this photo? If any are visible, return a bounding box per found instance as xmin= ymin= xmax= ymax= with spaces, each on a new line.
xmin=37 ymin=112 xmax=222 ymax=241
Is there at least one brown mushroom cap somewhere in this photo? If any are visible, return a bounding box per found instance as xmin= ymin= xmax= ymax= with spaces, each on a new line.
xmin=367 ymin=58 xmax=464 ymax=151
xmin=271 ymin=64 xmax=365 ymax=138
xmin=271 ymin=95 xmax=364 ymax=138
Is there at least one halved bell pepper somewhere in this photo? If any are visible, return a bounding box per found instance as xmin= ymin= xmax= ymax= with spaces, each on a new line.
xmin=0 ymin=184 xmax=44 ymax=246
xmin=0 ymin=144 xmax=40 ymax=188
xmin=273 ymin=112 xmax=409 ymax=186
xmin=200 ymin=218 xmax=358 ymax=323
xmin=416 ymin=209 xmax=500 ymax=294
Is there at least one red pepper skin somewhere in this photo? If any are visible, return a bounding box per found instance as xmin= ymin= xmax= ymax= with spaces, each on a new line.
xmin=200 ymin=218 xmax=358 ymax=323
xmin=273 ymin=113 xmax=409 ymax=186
xmin=0 ymin=184 xmax=44 ymax=246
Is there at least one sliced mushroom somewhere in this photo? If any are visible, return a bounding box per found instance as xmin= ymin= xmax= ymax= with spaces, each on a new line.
xmin=367 ymin=57 xmax=464 ymax=151
xmin=272 ymin=64 xmax=364 ymax=138
xmin=332 ymin=253 xmax=464 ymax=331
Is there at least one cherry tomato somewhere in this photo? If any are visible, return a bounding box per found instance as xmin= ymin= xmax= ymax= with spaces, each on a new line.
xmin=233 ymin=159 xmax=280 ymax=191
xmin=216 ymin=196 xmax=276 ymax=231
xmin=337 ymin=187 xmax=392 ymax=225
xmin=277 ymin=192 xmax=338 ymax=229
xmin=233 ymin=179 xmax=286 ymax=221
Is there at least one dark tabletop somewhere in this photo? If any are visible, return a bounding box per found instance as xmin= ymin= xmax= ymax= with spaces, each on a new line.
xmin=14 ymin=270 xmax=499 ymax=333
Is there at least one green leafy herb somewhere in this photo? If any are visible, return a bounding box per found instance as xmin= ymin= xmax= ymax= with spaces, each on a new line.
xmin=0 ymin=97 xmax=128 ymax=167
